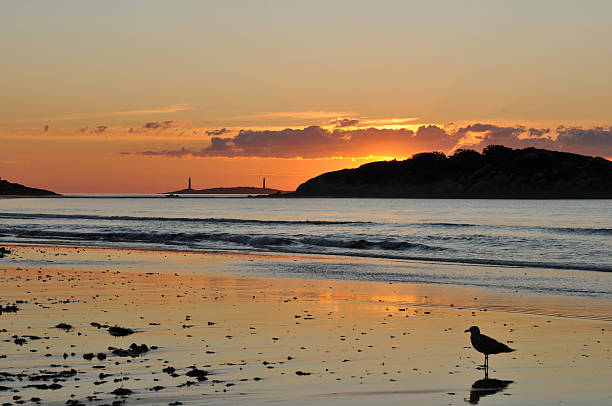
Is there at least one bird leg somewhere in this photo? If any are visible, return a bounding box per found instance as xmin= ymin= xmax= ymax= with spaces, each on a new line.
xmin=484 ymin=354 xmax=489 ymax=378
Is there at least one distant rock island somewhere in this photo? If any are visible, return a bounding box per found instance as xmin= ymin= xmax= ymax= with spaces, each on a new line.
xmin=0 ymin=178 xmax=58 ymax=196
xmin=292 ymin=146 xmax=612 ymax=198
xmin=166 ymin=186 xmax=288 ymax=195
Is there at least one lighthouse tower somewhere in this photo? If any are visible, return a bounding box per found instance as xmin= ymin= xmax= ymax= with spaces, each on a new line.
xmin=188 ymin=177 xmax=192 ymax=190
xmin=263 ymin=177 xmax=266 ymax=190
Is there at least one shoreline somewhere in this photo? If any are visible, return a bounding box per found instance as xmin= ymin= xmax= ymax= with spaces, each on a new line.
xmin=2 ymin=243 xmax=611 ymax=322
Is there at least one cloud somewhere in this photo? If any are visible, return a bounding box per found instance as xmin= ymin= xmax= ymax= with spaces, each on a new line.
xmin=330 ymin=118 xmax=360 ymax=128
xmin=206 ymin=128 xmax=230 ymax=136
xmin=143 ymin=120 xmax=175 ymax=129
xmin=128 ymin=123 xmax=612 ymax=160
xmin=8 ymin=105 xmax=195 ymax=124
xmin=139 ymin=147 xmax=192 ymax=157
xmin=128 ymin=120 xmax=192 ymax=133
xmin=528 ymin=127 xmax=550 ymax=137
xmin=244 ymin=111 xmax=352 ymax=120
xmin=111 ymin=105 xmax=194 ymax=116
xmin=453 ymin=123 xmax=612 ymax=156
xmin=555 ymin=126 xmax=612 ymax=156
xmin=132 ymin=125 xmax=458 ymax=159
xmin=454 ymin=123 xmax=555 ymax=151
xmin=360 ymin=117 xmax=419 ymax=127
xmin=80 ymin=125 xmax=109 ymax=134
xmin=43 ymin=124 xmax=50 ymax=132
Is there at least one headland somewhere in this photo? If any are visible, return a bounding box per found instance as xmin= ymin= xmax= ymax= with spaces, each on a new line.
xmin=0 ymin=178 xmax=58 ymax=196
xmin=292 ymin=146 xmax=612 ymax=198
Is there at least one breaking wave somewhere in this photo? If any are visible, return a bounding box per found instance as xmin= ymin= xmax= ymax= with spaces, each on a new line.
xmin=1 ymin=226 xmax=611 ymax=273
xmin=1 ymin=212 xmax=610 ymax=236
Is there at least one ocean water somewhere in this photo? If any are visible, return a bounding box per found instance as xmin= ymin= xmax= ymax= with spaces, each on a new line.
xmin=1 ymin=195 xmax=611 ymax=299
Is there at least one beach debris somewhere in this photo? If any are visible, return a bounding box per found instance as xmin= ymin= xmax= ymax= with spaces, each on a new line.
xmin=111 ymin=387 xmax=133 ymax=396
xmin=83 ymin=353 xmax=95 ymax=361
xmin=162 ymin=366 xmax=176 ymax=375
xmin=108 ymin=326 xmax=134 ymax=337
xmin=23 ymin=335 xmax=44 ymax=340
xmin=185 ymin=367 xmax=209 ymax=381
xmin=55 ymin=323 xmax=73 ymax=331
xmin=0 ymin=247 xmax=11 ymax=258
xmin=26 ymin=383 xmax=62 ymax=390
xmin=0 ymin=371 xmax=27 ymax=383
xmin=13 ymin=337 xmax=27 ymax=345
xmin=0 ymin=304 xmax=19 ymax=314
xmin=28 ymin=369 xmax=77 ymax=382
xmin=295 ymin=371 xmax=311 ymax=376
xmin=109 ymin=343 xmax=151 ymax=357
xmin=91 ymin=322 xmax=109 ymax=329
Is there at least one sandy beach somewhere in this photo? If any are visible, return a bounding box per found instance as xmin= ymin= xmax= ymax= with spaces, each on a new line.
xmin=1 ymin=245 xmax=610 ymax=405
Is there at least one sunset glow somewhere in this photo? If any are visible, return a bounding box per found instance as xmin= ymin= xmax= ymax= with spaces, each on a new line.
xmin=1 ymin=1 xmax=611 ymax=192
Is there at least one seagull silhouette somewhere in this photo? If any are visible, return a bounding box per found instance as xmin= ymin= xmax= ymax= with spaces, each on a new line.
xmin=465 ymin=326 xmax=514 ymax=374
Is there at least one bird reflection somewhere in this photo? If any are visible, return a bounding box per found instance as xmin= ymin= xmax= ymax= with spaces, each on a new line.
xmin=466 ymin=378 xmax=513 ymax=404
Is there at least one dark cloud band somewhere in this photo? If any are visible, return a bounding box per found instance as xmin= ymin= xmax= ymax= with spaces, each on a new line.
xmin=130 ymin=124 xmax=612 ymax=159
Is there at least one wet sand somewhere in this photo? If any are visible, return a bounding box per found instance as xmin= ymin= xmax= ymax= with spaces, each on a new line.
xmin=1 ymin=245 xmax=610 ymax=405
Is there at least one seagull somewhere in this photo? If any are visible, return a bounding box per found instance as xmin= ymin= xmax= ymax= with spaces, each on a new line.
xmin=465 ymin=326 xmax=515 ymax=373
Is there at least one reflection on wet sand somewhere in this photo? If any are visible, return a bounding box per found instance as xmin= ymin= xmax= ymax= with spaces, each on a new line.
xmin=467 ymin=378 xmax=513 ymax=404
xmin=1 ymin=245 xmax=610 ymax=406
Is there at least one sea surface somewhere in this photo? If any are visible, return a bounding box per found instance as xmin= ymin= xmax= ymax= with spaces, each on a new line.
xmin=1 ymin=195 xmax=611 ymax=299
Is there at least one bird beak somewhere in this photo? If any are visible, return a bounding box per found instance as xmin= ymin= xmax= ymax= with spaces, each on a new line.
xmin=464 ymin=329 xmax=470 ymax=333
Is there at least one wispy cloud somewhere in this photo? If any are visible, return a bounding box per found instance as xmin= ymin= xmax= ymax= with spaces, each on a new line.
xmin=360 ymin=117 xmax=419 ymax=126
xmin=5 ymin=105 xmax=195 ymax=124
xmin=242 ymin=111 xmax=353 ymax=120
xmin=324 ymin=116 xmax=421 ymax=130
xmin=111 ymin=105 xmax=195 ymax=116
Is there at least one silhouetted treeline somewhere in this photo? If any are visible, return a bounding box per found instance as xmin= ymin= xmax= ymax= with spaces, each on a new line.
xmin=292 ymin=146 xmax=612 ymax=198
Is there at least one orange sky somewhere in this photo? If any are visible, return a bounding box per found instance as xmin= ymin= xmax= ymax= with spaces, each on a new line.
xmin=2 ymin=118 xmax=610 ymax=193
xmin=1 ymin=2 xmax=611 ymax=193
